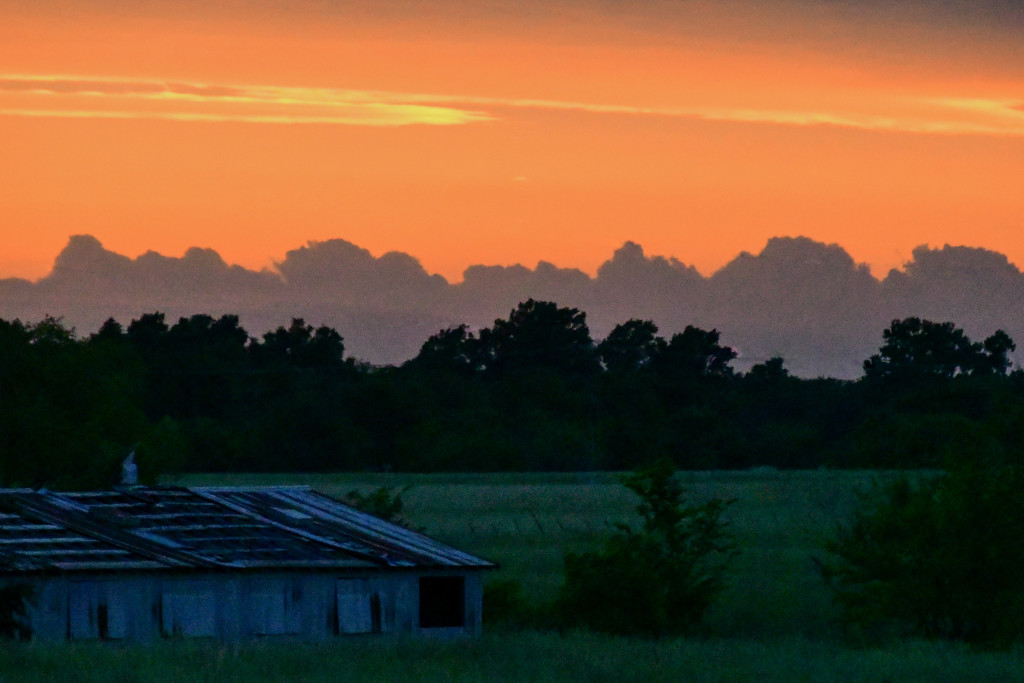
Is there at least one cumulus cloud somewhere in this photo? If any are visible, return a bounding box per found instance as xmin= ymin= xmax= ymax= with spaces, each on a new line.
xmin=8 ymin=234 xmax=1024 ymax=375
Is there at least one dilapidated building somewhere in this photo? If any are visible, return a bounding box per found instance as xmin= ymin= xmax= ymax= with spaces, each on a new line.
xmin=0 ymin=486 xmax=495 ymax=642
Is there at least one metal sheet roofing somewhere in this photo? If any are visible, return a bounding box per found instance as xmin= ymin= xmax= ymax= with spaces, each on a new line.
xmin=0 ymin=493 xmax=168 ymax=572
xmin=197 ymin=487 xmax=494 ymax=569
xmin=0 ymin=486 xmax=494 ymax=574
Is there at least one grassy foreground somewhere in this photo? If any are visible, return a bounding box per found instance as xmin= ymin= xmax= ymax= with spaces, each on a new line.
xmin=4 ymin=632 xmax=1024 ymax=683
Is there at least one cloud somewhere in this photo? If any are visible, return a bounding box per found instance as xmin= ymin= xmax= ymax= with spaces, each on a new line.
xmin=4 ymin=75 xmax=1024 ymax=134
xmin=11 ymin=234 xmax=1024 ymax=377
xmin=275 ymin=239 xmax=449 ymax=309
xmin=438 ymin=94 xmax=1024 ymax=137
xmin=0 ymin=76 xmax=491 ymax=126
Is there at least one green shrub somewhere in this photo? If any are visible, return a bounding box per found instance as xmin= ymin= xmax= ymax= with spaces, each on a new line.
xmin=344 ymin=485 xmax=416 ymax=528
xmin=556 ymin=460 xmax=735 ymax=636
xmin=483 ymin=578 xmax=548 ymax=629
xmin=822 ymin=459 xmax=1024 ymax=647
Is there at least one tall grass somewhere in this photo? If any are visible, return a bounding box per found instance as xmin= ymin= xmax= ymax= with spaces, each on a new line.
xmin=4 ymin=632 xmax=1024 ymax=683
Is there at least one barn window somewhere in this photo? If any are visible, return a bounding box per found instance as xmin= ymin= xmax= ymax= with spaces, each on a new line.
xmin=161 ymin=583 xmax=217 ymax=637
xmin=336 ymin=579 xmax=383 ymax=634
xmin=69 ymin=582 xmax=127 ymax=640
xmin=418 ymin=576 xmax=464 ymax=629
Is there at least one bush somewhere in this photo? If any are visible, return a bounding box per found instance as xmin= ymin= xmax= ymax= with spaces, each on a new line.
xmin=483 ymin=578 xmax=548 ymax=629
xmin=822 ymin=459 xmax=1024 ymax=647
xmin=556 ymin=460 xmax=735 ymax=636
xmin=344 ymin=486 xmax=415 ymax=528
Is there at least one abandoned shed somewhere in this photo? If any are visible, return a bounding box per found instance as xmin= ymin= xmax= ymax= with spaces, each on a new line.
xmin=0 ymin=486 xmax=495 ymax=642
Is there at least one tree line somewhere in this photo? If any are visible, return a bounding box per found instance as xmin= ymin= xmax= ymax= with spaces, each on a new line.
xmin=1 ymin=301 xmax=1021 ymax=487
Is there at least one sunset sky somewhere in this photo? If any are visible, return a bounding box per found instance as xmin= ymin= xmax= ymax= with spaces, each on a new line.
xmin=2 ymin=0 xmax=1023 ymax=283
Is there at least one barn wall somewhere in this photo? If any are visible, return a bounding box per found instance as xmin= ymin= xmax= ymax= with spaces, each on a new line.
xmin=10 ymin=569 xmax=486 ymax=643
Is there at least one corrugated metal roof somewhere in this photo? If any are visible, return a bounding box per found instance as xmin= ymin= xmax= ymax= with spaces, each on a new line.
xmin=0 ymin=486 xmax=494 ymax=574
xmin=0 ymin=493 xmax=168 ymax=572
xmin=197 ymin=487 xmax=495 ymax=569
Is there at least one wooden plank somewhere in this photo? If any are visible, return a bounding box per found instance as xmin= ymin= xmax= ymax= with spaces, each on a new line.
xmin=247 ymin=577 xmax=306 ymax=635
xmin=68 ymin=581 xmax=128 ymax=640
xmin=68 ymin=582 xmax=98 ymax=640
xmin=250 ymin=589 xmax=286 ymax=635
xmin=336 ymin=580 xmax=374 ymax=634
xmin=161 ymin=583 xmax=217 ymax=637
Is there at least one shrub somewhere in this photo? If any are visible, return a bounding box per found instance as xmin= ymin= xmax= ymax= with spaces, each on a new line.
xmin=556 ymin=460 xmax=735 ymax=636
xmin=344 ymin=485 xmax=415 ymax=528
xmin=822 ymin=459 xmax=1024 ymax=647
xmin=483 ymin=578 xmax=546 ymax=629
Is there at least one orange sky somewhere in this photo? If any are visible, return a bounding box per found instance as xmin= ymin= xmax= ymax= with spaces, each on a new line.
xmin=2 ymin=0 xmax=1023 ymax=282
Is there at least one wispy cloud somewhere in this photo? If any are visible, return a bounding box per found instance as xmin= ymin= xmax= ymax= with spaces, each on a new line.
xmin=0 ymin=76 xmax=491 ymax=126
xmin=3 ymin=75 xmax=1023 ymax=136
xmin=433 ymin=94 xmax=1024 ymax=136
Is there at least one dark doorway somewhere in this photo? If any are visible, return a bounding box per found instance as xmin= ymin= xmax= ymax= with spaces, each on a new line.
xmin=418 ymin=576 xmax=465 ymax=628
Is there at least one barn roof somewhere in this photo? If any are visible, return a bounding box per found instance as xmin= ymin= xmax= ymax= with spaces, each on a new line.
xmin=0 ymin=486 xmax=494 ymax=574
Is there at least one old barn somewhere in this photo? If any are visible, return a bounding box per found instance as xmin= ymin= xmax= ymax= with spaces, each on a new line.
xmin=0 ymin=486 xmax=494 ymax=642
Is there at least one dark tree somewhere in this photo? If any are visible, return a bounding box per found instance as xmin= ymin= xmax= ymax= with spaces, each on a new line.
xmin=655 ymin=325 xmax=736 ymax=378
xmin=253 ymin=318 xmax=346 ymax=370
xmin=598 ymin=319 xmax=664 ymax=373
xmin=479 ymin=299 xmax=599 ymax=378
xmin=823 ymin=457 xmax=1024 ymax=646
xmin=863 ymin=318 xmax=1014 ymax=380
xmin=746 ymin=356 xmax=789 ymax=382
xmin=126 ymin=312 xmax=170 ymax=352
xmin=0 ymin=317 xmax=149 ymax=488
xmin=408 ymin=324 xmax=482 ymax=376
xmin=91 ymin=318 xmax=126 ymax=343
xmin=980 ymin=330 xmax=1016 ymax=375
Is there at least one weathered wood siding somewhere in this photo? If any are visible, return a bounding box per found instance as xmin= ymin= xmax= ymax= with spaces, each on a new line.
xmin=11 ymin=569 xmax=483 ymax=643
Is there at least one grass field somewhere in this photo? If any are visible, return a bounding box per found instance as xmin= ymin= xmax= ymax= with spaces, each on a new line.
xmin=4 ymin=631 xmax=1024 ymax=682
xmin=6 ymin=469 xmax=1010 ymax=682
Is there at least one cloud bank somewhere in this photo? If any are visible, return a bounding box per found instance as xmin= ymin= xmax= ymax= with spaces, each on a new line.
xmin=4 ymin=234 xmax=1024 ymax=378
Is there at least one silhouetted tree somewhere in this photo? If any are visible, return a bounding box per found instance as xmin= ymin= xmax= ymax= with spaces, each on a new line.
xmin=598 ymin=319 xmax=664 ymax=373
xmin=0 ymin=316 xmax=149 ymax=488
xmin=980 ymin=330 xmax=1016 ymax=375
xmin=126 ymin=312 xmax=169 ymax=352
xmin=655 ymin=326 xmax=736 ymax=379
xmin=863 ymin=318 xmax=1014 ymax=380
xmin=746 ymin=356 xmax=789 ymax=382
xmin=479 ymin=299 xmax=599 ymax=378
xmin=253 ymin=318 xmax=346 ymax=370
xmin=407 ymin=324 xmax=483 ymax=376
xmin=824 ymin=456 xmax=1024 ymax=646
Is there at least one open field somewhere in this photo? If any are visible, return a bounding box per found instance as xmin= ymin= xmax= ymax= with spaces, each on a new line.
xmin=3 ymin=631 xmax=1024 ymax=683
xmin=168 ymin=470 xmax=911 ymax=639
xmin=8 ymin=469 xmax=1020 ymax=681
